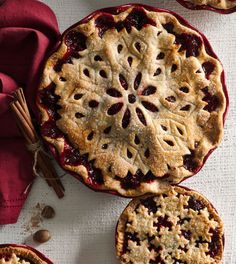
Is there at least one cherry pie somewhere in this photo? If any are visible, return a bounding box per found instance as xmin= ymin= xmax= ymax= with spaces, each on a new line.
xmin=116 ymin=186 xmax=224 ymax=264
xmin=176 ymin=0 xmax=236 ymax=13
xmin=0 ymin=245 xmax=53 ymax=264
xmin=37 ymin=4 xmax=228 ymax=197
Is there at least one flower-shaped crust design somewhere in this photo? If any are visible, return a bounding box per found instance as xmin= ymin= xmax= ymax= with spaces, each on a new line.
xmin=0 ymin=245 xmax=52 ymax=264
xmin=116 ymin=186 xmax=224 ymax=264
xmin=37 ymin=5 xmax=227 ymax=197
xmin=177 ymin=0 xmax=236 ymax=12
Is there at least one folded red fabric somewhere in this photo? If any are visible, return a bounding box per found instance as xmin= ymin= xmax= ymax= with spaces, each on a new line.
xmin=0 ymin=0 xmax=60 ymax=225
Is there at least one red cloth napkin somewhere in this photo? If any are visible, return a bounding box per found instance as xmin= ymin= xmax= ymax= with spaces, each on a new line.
xmin=0 ymin=0 xmax=60 ymax=225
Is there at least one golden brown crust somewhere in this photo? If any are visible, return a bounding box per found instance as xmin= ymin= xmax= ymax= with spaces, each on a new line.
xmin=37 ymin=6 xmax=227 ymax=196
xmin=189 ymin=0 xmax=236 ymax=9
xmin=116 ymin=186 xmax=224 ymax=264
xmin=0 ymin=246 xmax=48 ymax=264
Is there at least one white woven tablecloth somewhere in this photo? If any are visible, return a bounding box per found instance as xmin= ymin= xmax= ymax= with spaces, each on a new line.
xmin=0 ymin=1 xmax=235 ymax=263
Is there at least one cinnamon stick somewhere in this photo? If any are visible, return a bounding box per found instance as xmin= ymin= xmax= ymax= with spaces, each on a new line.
xmin=10 ymin=88 xmax=65 ymax=198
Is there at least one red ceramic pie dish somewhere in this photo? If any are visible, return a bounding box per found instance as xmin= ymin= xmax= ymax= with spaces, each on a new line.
xmin=37 ymin=4 xmax=229 ymax=197
xmin=176 ymin=0 xmax=236 ymax=14
xmin=0 ymin=244 xmax=53 ymax=264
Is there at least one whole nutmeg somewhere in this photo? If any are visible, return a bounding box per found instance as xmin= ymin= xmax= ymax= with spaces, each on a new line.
xmin=41 ymin=206 xmax=55 ymax=219
xmin=33 ymin=229 xmax=51 ymax=243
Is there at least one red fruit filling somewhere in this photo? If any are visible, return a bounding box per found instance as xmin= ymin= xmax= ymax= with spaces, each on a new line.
xmin=202 ymin=61 xmax=215 ymax=80
xmin=183 ymin=150 xmax=199 ymax=173
xmin=141 ymin=86 xmax=157 ymax=96
xmin=62 ymin=144 xmax=104 ymax=186
xmin=38 ymin=82 xmax=61 ymax=121
xmin=154 ymin=215 xmax=173 ymax=231
xmin=140 ymin=197 xmax=159 ymax=214
xmin=122 ymin=108 xmax=131 ymax=129
xmin=54 ymin=31 xmax=87 ymax=72
xmin=0 ymin=254 xmax=11 ymax=261
xmin=128 ymin=94 xmax=136 ymax=104
xmin=208 ymin=228 xmax=222 ymax=258
xmin=202 ymin=87 xmax=220 ymax=112
xmin=41 ymin=121 xmax=63 ymax=139
xmin=187 ymin=196 xmax=205 ymax=211
xmin=163 ymin=22 xmax=202 ymax=57
xmin=122 ymin=232 xmax=141 ymax=254
xmin=95 ymin=7 xmax=156 ymax=37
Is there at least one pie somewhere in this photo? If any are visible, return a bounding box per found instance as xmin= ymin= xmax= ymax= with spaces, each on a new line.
xmin=176 ymin=0 xmax=236 ymax=13
xmin=37 ymin=4 xmax=228 ymax=197
xmin=0 ymin=245 xmax=53 ymax=264
xmin=116 ymin=186 xmax=224 ymax=264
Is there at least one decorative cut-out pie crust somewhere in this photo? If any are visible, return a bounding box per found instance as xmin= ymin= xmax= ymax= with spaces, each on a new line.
xmin=116 ymin=186 xmax=224 ymax=264
xmin=37 ymin=4 xmax=228 ymax=197
xmin=0 ymin=245 xmax=53 ymax=264
xmin=176 ymin=0 xmax=236 ymax=13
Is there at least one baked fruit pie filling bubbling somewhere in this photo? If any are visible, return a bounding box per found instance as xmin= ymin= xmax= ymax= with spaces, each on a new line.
xmin=116 ymin=186 xmax=224 ymax=264
xmin=37 ymin=4 xmax=228 ymax=197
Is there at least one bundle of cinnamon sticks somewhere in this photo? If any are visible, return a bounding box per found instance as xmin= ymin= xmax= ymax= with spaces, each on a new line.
xmin=10 ymin=88 xmax=64 ymax=198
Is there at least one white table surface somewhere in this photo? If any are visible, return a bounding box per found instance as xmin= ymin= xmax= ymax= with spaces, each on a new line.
xmin=0 ymin=1 xmax=236 ymax=263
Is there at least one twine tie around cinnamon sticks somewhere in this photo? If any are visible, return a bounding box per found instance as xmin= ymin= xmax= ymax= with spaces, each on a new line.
xmin=10 ymin=88 xmax=65 ymax=198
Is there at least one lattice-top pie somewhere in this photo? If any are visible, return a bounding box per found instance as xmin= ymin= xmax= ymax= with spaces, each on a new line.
xmin=0 ymin=245 xmax=52 ymax=264
xmin=177 ymin=0 xmax=236 ymax=13
xmin=37 ymin=4 xmax=228 ymax=197
xmin=116 ymin=186 xmax=224 ymax=264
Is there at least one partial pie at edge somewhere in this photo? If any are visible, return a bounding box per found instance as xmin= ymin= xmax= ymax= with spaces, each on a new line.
xmin=176 ymin=0 xmax=236 ymax=13
xmin=116 ymin=186 xmax=224 ymax=264
xmin=0 ymin=245 xmax=53 ymax=264
xmin=37 ymin=4 xmax=228 ymax=197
